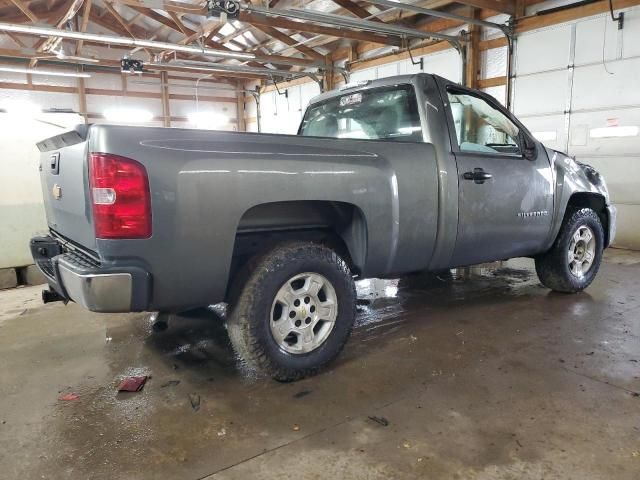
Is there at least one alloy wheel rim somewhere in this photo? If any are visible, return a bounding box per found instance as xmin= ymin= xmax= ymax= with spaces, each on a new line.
xmin=567 ymin=225 xmax=596 ymax=278
xmin=270 ymin=272 xmax=338 ymax=354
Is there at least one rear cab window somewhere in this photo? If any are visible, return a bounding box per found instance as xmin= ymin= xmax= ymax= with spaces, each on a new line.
xmin=299 ymin=84 xmax=423 ymax=142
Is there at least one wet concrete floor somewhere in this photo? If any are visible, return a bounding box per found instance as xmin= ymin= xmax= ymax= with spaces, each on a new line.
xmin=0 ymin=250 xmax=639 ymax=479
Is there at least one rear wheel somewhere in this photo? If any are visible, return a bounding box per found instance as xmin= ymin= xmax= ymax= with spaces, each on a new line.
xmin=535 ymin=208 xmax=604 ymax=293
xmin=227 ymin=242 xmax=356 ymax=381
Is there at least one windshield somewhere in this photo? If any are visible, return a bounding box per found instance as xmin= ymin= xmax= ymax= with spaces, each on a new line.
xmin=298 ymin=84 xmax=422 ymax=142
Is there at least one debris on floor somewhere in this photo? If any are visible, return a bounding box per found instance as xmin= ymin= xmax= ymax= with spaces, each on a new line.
xmin=292 ymin=424 xmax=300 ymax=431
xmin=368 ymin=415 xmax=390 ymax=427
xmin=161 ymin=380 xmax=180 ymax=388
xmin=293 ymin=390 xmax=312 ymax=399
xmin=117 ymin=375 xmax=148 ymax=392
xmin=58 ymin=393 xmax=79 ymax=401
xmin=189 ymin=393 xmax=201 ymax=411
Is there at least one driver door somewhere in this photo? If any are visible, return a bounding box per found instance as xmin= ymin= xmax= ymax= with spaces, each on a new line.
xmin=437 ymin=81 xmax=554 ymax=267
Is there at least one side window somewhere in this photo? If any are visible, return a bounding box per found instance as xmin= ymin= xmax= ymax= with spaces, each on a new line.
xmin=447 ymin=89 xmax=521 ymax=155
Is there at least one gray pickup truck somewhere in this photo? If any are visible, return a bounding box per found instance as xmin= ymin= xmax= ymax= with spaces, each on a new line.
xmin=31 ymin=73 xmax=615 ymax=380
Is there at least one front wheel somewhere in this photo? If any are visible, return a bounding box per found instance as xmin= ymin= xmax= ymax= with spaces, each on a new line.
xmin=535 ymin=207 xmax=604 ymax=293
xmin=226 ymin=242 xmax=356 ymax=381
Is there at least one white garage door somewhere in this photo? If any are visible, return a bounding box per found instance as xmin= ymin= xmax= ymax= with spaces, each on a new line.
xmin=512 ymin=6 xmax=640 ymax=249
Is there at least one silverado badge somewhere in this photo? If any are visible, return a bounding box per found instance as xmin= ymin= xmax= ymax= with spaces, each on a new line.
xmin=52 ymin=184 xmax=62 ymax=200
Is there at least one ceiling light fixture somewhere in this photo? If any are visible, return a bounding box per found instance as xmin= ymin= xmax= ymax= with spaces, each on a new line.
xmin=0 ymin=65 xmax=91 ymax=78
xmin=0 ymin=22 xmax=255 ymax=61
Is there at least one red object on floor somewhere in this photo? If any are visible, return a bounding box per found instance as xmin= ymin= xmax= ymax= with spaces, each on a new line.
xmin=59 ymin=393 xmax=79 ymax=401
xmin=117 ymin=376 xmax=148 ymax=392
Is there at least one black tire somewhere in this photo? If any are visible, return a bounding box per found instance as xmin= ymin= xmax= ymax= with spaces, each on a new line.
xmin=226 ymin=241 xmax=356 ymax=381
xmin=535 ymin=207 xmax=604 ymax=293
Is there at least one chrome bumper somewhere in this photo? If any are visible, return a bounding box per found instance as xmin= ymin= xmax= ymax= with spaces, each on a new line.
xmin=606 ymin=204 xmax=617 ymax=247
xmin=30 ymin=235 xmax=150 ymax=313
xmin=58 ymin=264 xmax=133 ymax=312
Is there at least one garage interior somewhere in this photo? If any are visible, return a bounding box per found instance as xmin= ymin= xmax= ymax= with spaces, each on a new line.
xmin=0 ymin=0 xmax=639 ymax=478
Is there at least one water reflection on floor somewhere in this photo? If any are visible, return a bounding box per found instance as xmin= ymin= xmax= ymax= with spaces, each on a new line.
xmin=353 ymin=260 xmax=536 ymax=337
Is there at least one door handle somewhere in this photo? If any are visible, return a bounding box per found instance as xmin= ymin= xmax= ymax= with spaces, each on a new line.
xmin=463 ymin=168 xmax=492 ymax=184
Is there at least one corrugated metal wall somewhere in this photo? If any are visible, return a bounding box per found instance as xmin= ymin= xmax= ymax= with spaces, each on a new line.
xmin=512 ymin=5 xmax=640 ymax=249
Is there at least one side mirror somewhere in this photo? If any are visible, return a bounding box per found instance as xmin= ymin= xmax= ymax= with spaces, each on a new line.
xmin=523 ymin=135 xmax=537 ymax=160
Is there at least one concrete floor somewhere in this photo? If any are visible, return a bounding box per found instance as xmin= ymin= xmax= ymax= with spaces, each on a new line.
xmin=0 ymin=251 xmax=639 ymax=480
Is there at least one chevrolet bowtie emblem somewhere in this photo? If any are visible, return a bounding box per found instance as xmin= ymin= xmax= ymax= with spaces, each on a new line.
xmin=52 ymin=184 xmax=62 ymax=200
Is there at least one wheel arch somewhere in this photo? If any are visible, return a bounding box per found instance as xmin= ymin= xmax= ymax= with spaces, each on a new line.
xmin=229 ymin=200 xmax=368 ymax=285
xmin=565 ymin=192 xmax=610 ymax=246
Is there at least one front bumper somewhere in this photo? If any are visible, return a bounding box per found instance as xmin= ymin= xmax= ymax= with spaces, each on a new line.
xmin=30 ymin=236 xmax=150 ymax=313
xmin=606 ymin=204 xmax=617 ymax=247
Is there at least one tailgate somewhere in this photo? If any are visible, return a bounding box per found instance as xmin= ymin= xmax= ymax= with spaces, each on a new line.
xmin=37 ymin=125 xmax=97 ymax=251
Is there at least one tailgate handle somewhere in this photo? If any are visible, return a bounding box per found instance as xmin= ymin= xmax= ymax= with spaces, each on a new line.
xmin=50 ymin=153 xmax=60 ymax=175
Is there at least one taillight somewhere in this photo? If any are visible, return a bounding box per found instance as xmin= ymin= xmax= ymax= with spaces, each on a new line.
xmin=89 ymin=153 xmax=151 ymax=239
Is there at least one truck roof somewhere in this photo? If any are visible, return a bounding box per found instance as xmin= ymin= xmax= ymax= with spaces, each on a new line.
xmin=308 ymin=73 xmax=453 ymax=106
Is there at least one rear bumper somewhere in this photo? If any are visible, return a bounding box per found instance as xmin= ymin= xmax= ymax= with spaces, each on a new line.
xmin=30 ymin=235 xmax=150 ymax=313
xmin=606 ymin=204 xmax=617 ymax=247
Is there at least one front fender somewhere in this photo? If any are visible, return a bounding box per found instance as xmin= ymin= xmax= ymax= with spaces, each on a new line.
xmin=545 ymin=148 xmax=612 ymax=249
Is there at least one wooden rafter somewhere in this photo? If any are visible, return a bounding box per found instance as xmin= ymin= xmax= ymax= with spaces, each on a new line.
xmin=331 ymin=0 xmax=381 ymax=21
xmin=103 ymin=1 xmax=139 ymax=38
xmin=4 ymin=31 xmax=27 ymax=48
xmin=110 ymin=0 xmax=401 ymax=46
xmin=119 ymin=5 xmax=317 ymax=69
xmin=252 ymin=24 xmax=324 ymax=60
xmin=8 ymin=0 xmax=39 ymax=22
xmin=168 ymin=11 xmax=189 ymax=35
xmin=30 ymin=0 xmax=84 ymax=67
xmin=75 ymin=0 xmax=93 ymax=54
xmin=238 ymin=11 xmax=400 ymax=46
xmin=179 ymin=22 xmax=224 ymax=46
xmin=453 ymin=0 xmax=515 ymax=15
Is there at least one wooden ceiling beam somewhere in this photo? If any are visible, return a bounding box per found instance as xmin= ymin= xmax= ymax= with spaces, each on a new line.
xmin=238 ymin=11 xmax=401 ymax=46
xmin=452 ymin=0 xmax=515 ymax=15
xmin=112 ymin=0 xmax=205 ymax=16
xmin=168 ymin=11 xmax=189 ymax=35
xmin=89 ymin=7 xmax=153 ymax=42
xmin=110 ymin=0 xmax=401 ymax=46
xmin=75 ymin=0 xmax=93 ymax=54
xmin=8 ymin=0 xmax=39 ymax=22
xmin=4 ymin=31 xmax=27 ymax=48
xmin=331 ymin=0 xmax=381 ymax=21
xmin=120 ymin=5 xmax=320 ymax=69
xmin=103 ymin=1 xmax=141 ymax=39
xmin=252 ymin=24 xmax=324 ymax=60
xmin=30 ymin=0 xmax=84 ymax=67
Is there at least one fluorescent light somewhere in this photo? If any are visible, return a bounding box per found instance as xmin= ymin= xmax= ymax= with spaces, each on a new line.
xmin=0 ymin=99 xmax=41 ymax=118
xmin=0 ymin=66 xmax=90 ymax=78
xmin=103 ymin=107 xmax=153 ymax=123
xmin=589 ymin=126 xmax=639 ymax=138
xmin=0 ymin=21 xmax=255 ymax=61
xmin=532 ymin=131 xmax=557 ymax=141
xmin=188 ymin=111 xmax=228 ymax=129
